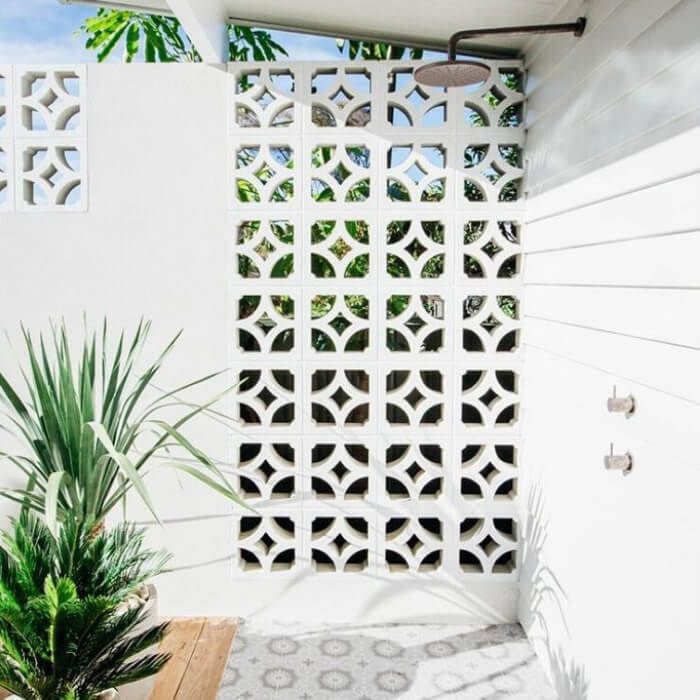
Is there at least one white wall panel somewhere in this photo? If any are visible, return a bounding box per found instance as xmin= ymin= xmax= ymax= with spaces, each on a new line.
xmin=526 ymin=286 xmax=700 ymax=348
xmin=525 ymin=229 xmax=700 ymax=287
xmin=520 ymin=346 xmax=700 ymax=700
xmin=0 ymin=63 xmax=233 ymax=616
xmin=520 ymin=1 xmax=700 ymax=696
xmin=526 ymin=0 xmax=700 ymax=195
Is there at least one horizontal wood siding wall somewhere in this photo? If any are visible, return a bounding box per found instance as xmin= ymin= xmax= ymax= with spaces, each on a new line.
xmin=519 ymin=1 xmax=700 ymax=698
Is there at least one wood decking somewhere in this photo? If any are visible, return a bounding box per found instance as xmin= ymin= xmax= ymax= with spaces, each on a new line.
xmin=0 ymin=617 xmax=237 ymax=700
xmin=150 ymin=618 xmax=238 ymax=700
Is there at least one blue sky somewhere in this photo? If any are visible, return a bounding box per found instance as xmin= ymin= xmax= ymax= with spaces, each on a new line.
xmin=0 ymin=0 xmax=342 ymax=63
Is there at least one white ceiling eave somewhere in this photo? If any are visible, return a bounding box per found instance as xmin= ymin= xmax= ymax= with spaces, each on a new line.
xmin=60 ymin=0 xmax=572 ymax=60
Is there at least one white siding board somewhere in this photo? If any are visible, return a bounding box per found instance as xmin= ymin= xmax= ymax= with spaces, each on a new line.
xmin=524 ymin=171 xmax=700 ymax=251
xmin=524 ymin=317 xmax=700 ymax=403
xmin=526 ymin=0 xmax=700 ymax=194
xmin=521 ymin=1 xmax=699 ymax=696
xmin=526 ymin=286 xmax=700 ymax=349
xmin=522 ymin=344 xmax=700 ymax=471
xmin=526 ymin=0 xmax=689 ymax=126
xmin=525 ymin=229 xmax=700 ymax=287
xmin=525 ymin=127 xmax=700 ymax=222
xmin=527 ymin=47 xmax=700 ymax=192
xmin=523 ymin=0 xmax=622 ymax=88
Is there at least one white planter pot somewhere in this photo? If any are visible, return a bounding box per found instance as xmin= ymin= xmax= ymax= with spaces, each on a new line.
xmin=116 ymin=583 xmax=160 ymax=700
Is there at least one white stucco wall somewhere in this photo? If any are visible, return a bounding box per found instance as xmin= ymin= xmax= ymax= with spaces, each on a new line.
xmin=520 ymin=0 xmax=700 ymax=698
xmin=0 ymin=63 xmax=238 ymax=616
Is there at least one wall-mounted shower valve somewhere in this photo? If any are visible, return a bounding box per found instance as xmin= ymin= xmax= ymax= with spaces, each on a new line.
xmin=604 ymin=445 xmax=632 ymax=476
xmin=607 ymin=387 xmax=635 ymax=418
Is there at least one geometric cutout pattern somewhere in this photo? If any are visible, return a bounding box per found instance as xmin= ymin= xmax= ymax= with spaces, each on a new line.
xmin=236 ymin=516 xmax=298 ymax=572
xmin=385 ymin=293 xmax=447 ymax=354
xmin=461 ymin=293 xmax=520 ymax=354
xmin=1 ymin=65 xmax=87 ymax=211
xmin=235 ymin=294 xmax=296 ymax=355
xmin=310 ymin=442 xmax=369 ymax=500
xmin=310 ymin=218 xmax=371 ymax=279
xmin=311 ymin=67 xmax=372 ymax=129
xmin=385 ymin=218 xmax=446 ymax=279
xmin=310 ymin=516 xmax=369 ymax=572
xmin=460 ymin=517 xmax=518 ymax=574
xmin=385 ymin=444 xmax=444 ymax=501
xmin=235 ymin=218 xmax=297 ymax=282
xmin=460 ymin=444 xmax=518 ymax=502
xmin=236 ymin=443 xmax=298 ymax=502
xmin=229 ymin=60 xmax=523 ymax=581
xmin=309 ymin=293 xmax=372 ymax=354
xmin=384 ymin=516 xmax=443 ymax=572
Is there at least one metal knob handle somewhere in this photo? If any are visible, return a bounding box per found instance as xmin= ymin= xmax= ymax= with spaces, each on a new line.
xmin=607 ymin=387 xmax=635 ymax=418
xmin=604 ymin=444 xmax=632 ymax=476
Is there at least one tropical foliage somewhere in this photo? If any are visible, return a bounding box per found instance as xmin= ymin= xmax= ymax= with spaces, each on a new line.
xmin=336 ymin=39 xmax=423 ymax=60
xmin=0 ymin=512 xmax=169 ymax=602
xmin=0 ymin=576 xmax=169 ymax=699
xmin=77 ymin=8 xmax=425 ymax=64
xmin=79 ymin=10 xmax=287 ymax=63
xmin=0 ymin=320 xmax=244 ymax=531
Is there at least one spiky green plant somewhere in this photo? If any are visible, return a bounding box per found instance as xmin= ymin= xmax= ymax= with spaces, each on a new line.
xmin=0 ymin=320 xmax=245 ymax=531
xmin=0 ymin=576 xmax=169 ymax=700
xmin=0 ymin=511 xmax=170 ymax=602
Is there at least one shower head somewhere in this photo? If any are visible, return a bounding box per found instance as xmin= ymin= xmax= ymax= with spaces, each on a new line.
xmin=413 ymin=60 xmax=491 ymax=88
xmin=414 ymin=17 xmax=586 ymax=89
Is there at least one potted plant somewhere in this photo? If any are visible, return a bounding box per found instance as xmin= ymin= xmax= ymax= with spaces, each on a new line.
xmin=0 ymin=576 xmax=169 ymax=700
xmin=0 ymin=320 xmax=247 ymax=656
xmin=0 ymin=513 xmax=172 ymax=699
xmin=0 ymin=512 xmax=172 ymax=699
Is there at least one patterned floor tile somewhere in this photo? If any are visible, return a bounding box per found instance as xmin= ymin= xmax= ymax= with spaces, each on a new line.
xmin=217 ymin=620 xmax=556 ymax=699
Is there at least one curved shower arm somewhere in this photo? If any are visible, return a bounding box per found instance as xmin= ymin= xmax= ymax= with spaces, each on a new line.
xmin=447 ymin=17 xmax=586 ymax=60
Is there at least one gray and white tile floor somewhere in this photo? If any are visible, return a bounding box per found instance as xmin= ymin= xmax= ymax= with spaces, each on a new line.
xmin=217 ymin=620 xmax=556 ymax=699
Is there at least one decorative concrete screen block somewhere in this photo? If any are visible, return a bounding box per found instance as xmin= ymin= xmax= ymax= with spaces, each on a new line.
xmin=229 ymin=61 xmax=524 ymax=586
xmin=0 ymin=141 xmax=11 ymax=210
xmin=0 ymin=66 xmax=87 ymax=211
xmin=0 ymin=67 xmax=11 ymax=209
xmin=0 ymin=67 xmax=10 ymax=134
xmin=15 ymin=67 xmax=85 ymax=136
xmin=18 ymin=144 xmax=85 ymax=209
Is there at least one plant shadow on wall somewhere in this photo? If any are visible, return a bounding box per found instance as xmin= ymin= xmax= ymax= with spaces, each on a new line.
xmin=521 ymin=486 xmax=590 ymax=700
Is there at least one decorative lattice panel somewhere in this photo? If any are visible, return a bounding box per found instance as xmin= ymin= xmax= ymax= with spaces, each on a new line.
xmin=0 ymin=66 xmax=87 ymax=211
xmin=229 ymin=61 xmax=524 ymax=583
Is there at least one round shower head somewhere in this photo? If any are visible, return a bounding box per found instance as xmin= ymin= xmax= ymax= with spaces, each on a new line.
xmin=414 ymin=60 xmax=491 ymax=88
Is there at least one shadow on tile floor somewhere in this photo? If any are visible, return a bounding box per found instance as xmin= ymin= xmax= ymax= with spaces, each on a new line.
xmin=217 ymin=621 xmax=556 ymax=699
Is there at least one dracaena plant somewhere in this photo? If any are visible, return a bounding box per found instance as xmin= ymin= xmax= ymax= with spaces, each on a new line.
xmin=0 ymin=320 xmax=244 ymax=531
xmin=0 ymin=576 xmax=169 ymax=700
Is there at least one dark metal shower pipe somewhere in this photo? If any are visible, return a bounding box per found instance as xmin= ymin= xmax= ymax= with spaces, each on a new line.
xmin=447 ymin=17 xmax=587 ymax=60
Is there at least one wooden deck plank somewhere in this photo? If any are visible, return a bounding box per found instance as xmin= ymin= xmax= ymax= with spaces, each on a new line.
xmin=0 ymin=617 xmax=236 ymax=700
xmin=174 ymin=618 xmax=238 ymax=700
xmin=150 ymin=617 xmax=206 ymax=700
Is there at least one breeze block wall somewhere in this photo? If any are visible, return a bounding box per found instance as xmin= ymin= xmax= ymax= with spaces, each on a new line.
xmin=229 ymin=60 xmax=525 ymax=621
